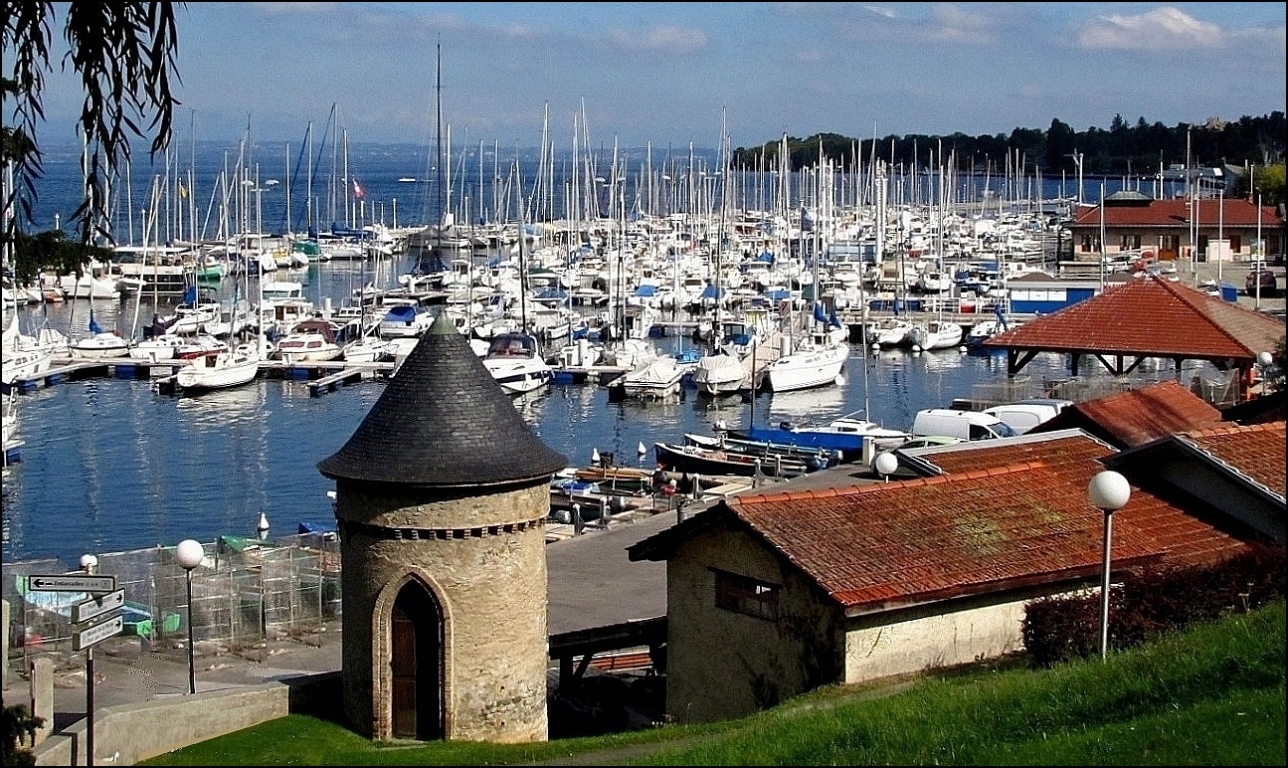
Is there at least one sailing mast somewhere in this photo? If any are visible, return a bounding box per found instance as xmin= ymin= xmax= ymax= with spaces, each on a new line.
xmin=435 ymin=42 xmax=445 ymax=231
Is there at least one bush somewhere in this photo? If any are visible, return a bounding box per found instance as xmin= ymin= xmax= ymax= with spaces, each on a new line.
xmin=1022 ymin=542 xmax=1286 ymax=666
xmin=2 ymin=701 xmax=44 ymax=766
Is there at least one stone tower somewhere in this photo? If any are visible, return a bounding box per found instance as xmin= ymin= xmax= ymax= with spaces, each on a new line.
xmin=318 ymin=312 xmax=567 ymax=742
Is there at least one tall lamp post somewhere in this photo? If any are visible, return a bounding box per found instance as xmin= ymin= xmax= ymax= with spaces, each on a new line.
xmin=175 ymin=539 xmax=204 ymax=694
xmin=1088 ymin=470 xmax=1131 ymax=660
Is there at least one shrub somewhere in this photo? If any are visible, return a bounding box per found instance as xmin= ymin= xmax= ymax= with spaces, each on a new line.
xmin=1022 ymin=542 xmax=1286 ymax=666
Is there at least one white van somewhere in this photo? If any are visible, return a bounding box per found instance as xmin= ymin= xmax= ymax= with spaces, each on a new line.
xmin=981 ymin=398 xmax=1073 ymax=435
xmin=911 ymin=408 xmax=1017 ymax=441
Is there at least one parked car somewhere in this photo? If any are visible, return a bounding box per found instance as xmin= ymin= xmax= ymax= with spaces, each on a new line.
xmin=1245 ymin=267 xmax=1279 ymax=298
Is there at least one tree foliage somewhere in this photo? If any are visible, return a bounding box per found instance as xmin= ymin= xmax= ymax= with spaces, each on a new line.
xmin=732 ymin=112 xmax=1287 ymax=184
xmin=2 ymin=1 xmax=182 ymax=255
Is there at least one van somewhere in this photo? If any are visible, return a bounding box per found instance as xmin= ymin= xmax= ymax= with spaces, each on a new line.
xmin=911 ymin=408 xmax=1017 ymax=441
xmin=981 ymin=398 xmax=1073 ymax=435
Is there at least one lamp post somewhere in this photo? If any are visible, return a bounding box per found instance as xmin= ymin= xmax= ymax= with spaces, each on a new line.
xmin=175 ymin=539 xmax=204 ymax=694
xmin=1088 ymin=470 xmax=1131 ymax=660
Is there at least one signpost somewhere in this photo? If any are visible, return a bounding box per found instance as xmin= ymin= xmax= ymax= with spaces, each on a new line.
xmin=34 ymin=565 xmax=121 ymax=767
xmin=73 ymin=614 xmax=124 ymax=652
xmin=26 ymin=574 xmax=118 ymax=593
xmin=72 ymin=590 xmax=125 ymax=624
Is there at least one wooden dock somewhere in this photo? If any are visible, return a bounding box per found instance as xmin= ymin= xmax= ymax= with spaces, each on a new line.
xmin=5 ymin=356 xmax=395 ymax=397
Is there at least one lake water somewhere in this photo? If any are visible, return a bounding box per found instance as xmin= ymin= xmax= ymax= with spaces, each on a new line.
xmin=3 ymin=140 xmax=1133 ymax=567
xmin=1 ymin=296 xmax=1074 ymax=567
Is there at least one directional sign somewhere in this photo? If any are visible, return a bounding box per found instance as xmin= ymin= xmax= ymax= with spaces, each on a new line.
xmin=72 ymin=589 xmax=125 ymax=624
xmin=73 ymin=614 xmax=124 ymax=651
xmin=26 ymin=574 xmax=118 ymax=593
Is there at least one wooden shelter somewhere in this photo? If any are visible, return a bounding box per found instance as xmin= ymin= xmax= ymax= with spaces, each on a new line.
xmin=982 ymin=275 xmax=1285 ymax=401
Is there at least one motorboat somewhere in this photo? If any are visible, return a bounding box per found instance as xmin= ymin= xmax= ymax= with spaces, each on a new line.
xmin=481 ymin=331 xmax=553 ymax=395
xmin=654 ymin=440 xmax=813 ymax=479
xmin=377 ymin=301 xmax=434 ymax=339
xmin=691 ymin=352 xmax=748 ymax=396
xmin=611 ymin=355 xmax=686 ymax=401
xmin=275 ymin=317 xmax=343 ymax=365
xmin=726 ymin=411 xmax=909 ymax=459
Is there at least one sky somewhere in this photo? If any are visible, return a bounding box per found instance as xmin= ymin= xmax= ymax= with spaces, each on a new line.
xmin=26 ymin=2 xmax=1288 ymax=152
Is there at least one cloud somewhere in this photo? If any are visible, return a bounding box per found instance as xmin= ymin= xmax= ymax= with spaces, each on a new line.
xmin=860 ymin=5 xmax=897 ymax=20
xmin=837 ymin=2 xmax=1001 ymax=46
xmin=608 ymin=25 xmax=707 ymax=55
xmin=1076 ymin=7 xmax=1223 ymax=51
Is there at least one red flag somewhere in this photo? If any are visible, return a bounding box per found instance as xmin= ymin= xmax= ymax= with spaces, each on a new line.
xmin=352 ymin=179 xmax=364 ymax=199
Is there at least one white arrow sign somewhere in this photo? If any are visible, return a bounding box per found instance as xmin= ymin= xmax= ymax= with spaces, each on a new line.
xmin=73 ymin=614 xmax=124 ymax=651
xmin=72 ymin=589 xmax=125 ymax=624
xmin=27 ymin=574 xmax=118 ymax=593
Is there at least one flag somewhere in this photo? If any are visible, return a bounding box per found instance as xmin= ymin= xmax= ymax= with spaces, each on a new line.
xmin=89 ymin=309 xmax=103 ymax=335
xmin=352 ymin=179 xmax=365 ymax=199
xmin=178 ymin=182 xmax=188 ymax=199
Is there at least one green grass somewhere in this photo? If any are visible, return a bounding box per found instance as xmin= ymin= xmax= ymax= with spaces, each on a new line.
xmin=143 ymin=600 xmax=1286 ymax=766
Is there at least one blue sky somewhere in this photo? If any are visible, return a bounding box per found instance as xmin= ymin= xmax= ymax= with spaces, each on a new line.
xmin=30 ymin=2 xmax=1287 ymax=151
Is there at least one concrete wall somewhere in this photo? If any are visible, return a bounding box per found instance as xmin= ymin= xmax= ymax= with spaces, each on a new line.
xmin=336 ymin=481 xmax=550 ymax=743
xmin=29 ymin=680 xmax=300 ymax=766
xmin=843 ymin=598 xmax=1029 ymax=683
xmin=664 ymin=524 xmax=844 ymax=724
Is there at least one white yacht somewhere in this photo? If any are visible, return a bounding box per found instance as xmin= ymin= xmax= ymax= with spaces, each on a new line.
xmin=480 ymin=331 xmax=553 ymax=396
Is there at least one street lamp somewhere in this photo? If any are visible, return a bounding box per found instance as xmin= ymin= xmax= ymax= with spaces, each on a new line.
xmin=1088 ymin=470 xmax=1131 ymax=660
xmin=873 ymin=451 xmax=898 ymax=483
xmin=175 ymin=539 xmax=204 ymax=694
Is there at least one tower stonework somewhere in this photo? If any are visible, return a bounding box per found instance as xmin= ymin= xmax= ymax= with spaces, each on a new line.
xmin=319 ymin=313 xmax=567 ymax=743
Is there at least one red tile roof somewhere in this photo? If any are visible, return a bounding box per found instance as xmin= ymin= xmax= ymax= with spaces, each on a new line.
xmin=1069 ymin=198 xmax=1282 ymax=229
xmin=1033 ymin=381 xmax=1225 ymax=447
xmin=1179 ymin=421 xmax=1287 ymax=500
xmin=983 ymin=275 xmax=1285 ymax=361
xmin=727 ymin=434 xmax=1246 ymax=614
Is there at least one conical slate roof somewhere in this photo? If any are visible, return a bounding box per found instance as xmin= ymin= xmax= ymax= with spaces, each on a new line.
xmin=317 ymin=312 xmax=567 ymax=487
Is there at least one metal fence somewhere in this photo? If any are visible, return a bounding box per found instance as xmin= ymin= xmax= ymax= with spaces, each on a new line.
xmin=3 ymin=531 xmax=341 ymax=672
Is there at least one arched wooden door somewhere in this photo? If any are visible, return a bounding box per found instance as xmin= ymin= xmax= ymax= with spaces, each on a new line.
xmin=390 ymin=581 xmax=443 ymax=739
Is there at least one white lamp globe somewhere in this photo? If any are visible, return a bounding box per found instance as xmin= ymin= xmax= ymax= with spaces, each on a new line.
xmin=873 ymin=452 xmax=899 ymax=477
xmin=79 ymin=554 xmax=98 ymax=570
xmin=1257 ymin=350 xmax=1273 ymax=368
xmin=1088 ymin=470 xmax=1131 ymax=512
xmin=176 ymin=539 xmax=205 ymax=570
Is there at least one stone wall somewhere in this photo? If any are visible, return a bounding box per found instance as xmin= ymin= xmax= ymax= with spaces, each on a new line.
xmin=336 ymin=481 xmax=550 ymax=742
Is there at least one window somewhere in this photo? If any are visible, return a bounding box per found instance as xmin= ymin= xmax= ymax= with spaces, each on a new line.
xmin=1119 ymin=234 xmax=1141 ymax=250
xmin=713 ymin=569 xmax=780 ymax=621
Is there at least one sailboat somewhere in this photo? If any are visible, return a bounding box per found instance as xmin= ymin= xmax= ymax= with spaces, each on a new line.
xmin=763 ymin=303 xmax=850 ymax=392
xmin=68 ymin=308 xmax=129 ymax=359
xmin=764 ymin=171 xmax=849 ymax=394
xmin=174 ymin=262 xmax=265 ymax=393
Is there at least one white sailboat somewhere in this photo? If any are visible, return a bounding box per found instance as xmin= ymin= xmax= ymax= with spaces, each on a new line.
xmin=174 ymin=263 xmax=265 ymax=393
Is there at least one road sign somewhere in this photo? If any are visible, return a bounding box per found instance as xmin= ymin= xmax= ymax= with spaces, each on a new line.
xmin=72 ymin=589 xmax=125 ymax=624
xmin=73 ymin=614 xmax=124 ymax=651
xmin=25 ymin=574 xmax=118 ymax=593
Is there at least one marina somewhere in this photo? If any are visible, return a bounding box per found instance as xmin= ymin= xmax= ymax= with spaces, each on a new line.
xmin=3 ymin=142 xmax=1277 ymax=570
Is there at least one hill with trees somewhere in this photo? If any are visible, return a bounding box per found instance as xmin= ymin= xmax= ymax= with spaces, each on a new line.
xmin=733 ymin=112 xmax=1286 ymax=204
